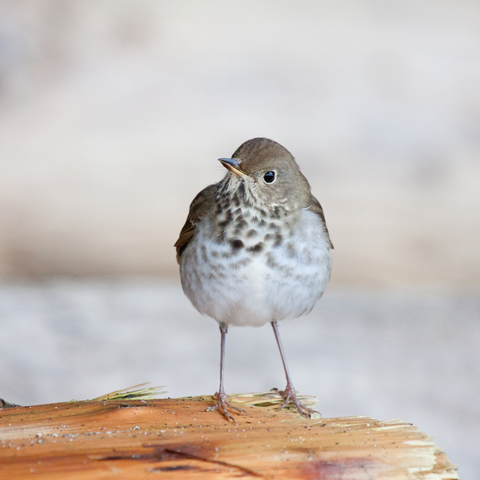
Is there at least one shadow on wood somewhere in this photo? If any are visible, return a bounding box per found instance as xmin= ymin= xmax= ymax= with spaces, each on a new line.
xmin=0 ymin=391 xmax=458 ymax=479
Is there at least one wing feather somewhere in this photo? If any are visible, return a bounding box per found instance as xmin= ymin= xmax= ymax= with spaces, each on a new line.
xmin=307 ymin=194 xmax=334 ymax=249
xmin=174 ymin=184 xmax=217 ymax=262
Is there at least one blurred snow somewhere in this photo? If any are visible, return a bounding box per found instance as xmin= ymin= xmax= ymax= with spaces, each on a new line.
xmin=0 ymin=1 xmax=479 ymax=286
xmin=0 ymin=280 xmax=478 ymax=478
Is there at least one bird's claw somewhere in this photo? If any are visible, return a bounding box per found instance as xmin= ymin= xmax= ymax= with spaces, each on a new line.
xmin=271 ymin=386 xmax=320 ymax=419
xmin=204 ymin=391 xmax=249 ymax=423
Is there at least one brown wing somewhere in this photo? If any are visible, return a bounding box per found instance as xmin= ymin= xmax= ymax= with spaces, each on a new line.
xmin=174 ymin=183 xmax=217 ymax=263
xmin=307 ymin=194 xmax=334 ymax=249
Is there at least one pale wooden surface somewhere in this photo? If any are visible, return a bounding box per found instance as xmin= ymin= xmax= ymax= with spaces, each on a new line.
xmin=0 ymin=394 xmax=458 ymax=479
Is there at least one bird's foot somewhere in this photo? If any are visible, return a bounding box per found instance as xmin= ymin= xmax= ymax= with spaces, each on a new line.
xmin=204 ymin=391 xmax=249 ymax=423
xmin=272 ymin=385 xmax=320 ymax=419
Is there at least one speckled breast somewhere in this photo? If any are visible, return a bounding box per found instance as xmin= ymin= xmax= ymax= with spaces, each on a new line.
xmin=179 ymin=203 xmax=332 ymax=327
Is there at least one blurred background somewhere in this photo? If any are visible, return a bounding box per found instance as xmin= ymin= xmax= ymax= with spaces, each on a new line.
xmin=0 ymin=0 xmax=479 ymax=477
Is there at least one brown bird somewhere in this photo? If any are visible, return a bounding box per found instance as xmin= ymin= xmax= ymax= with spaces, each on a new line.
xmin=175 ymin=137 xmax=333 ymax=421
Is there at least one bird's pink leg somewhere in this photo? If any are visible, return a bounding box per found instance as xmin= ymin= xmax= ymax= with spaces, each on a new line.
xmin=205 ymin=325 xmax=249 ymax=422
xmin=271 ymin=321 xmax=320 ymax=418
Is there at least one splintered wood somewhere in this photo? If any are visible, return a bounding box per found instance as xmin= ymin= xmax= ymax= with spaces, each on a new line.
xmin=0 ymin=394 xmax=458 ymax=479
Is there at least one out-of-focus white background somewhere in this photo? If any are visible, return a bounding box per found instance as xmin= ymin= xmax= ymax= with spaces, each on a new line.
xmin=0 ymin=1 xmax=479 ymax=478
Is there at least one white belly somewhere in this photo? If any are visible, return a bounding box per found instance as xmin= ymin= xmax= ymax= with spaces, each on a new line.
xmin=180 ymin=209 xmax=332 ymax=327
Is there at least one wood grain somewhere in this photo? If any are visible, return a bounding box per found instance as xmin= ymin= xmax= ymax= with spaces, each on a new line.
xmin=0 ymin=394 xmax=458 ymax=479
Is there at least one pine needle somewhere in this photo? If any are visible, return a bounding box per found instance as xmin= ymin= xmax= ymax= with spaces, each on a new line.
xmin=229 ymin=390 xmax=319 ymax=410
xmin=0 ymin=398 xmax=21 ymax=408
xmin=181 ymin=390 xmax=320 ymax=415
xmin=88 ymin=383 xmax=167 ymax=402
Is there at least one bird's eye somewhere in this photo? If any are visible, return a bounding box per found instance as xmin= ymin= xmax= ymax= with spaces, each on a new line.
xmin=264 ymin=171 xmax=276 ymax=183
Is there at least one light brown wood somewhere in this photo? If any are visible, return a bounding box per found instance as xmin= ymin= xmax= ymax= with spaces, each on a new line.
xmin=0 ymin=393 xmax=458 ymax=479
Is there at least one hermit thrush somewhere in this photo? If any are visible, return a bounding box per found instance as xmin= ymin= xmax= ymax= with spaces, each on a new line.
xmin=175 ymin=137 xmax=333 ymax=421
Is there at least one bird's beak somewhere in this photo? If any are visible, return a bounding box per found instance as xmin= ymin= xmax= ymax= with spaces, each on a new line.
xmin=218 ymin=158 xmax=249 ymax=178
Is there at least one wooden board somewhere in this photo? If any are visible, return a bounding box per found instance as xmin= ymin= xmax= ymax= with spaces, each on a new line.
xmin=0 ymin=394 xmax=458 ymax=479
